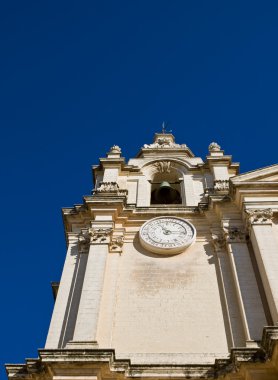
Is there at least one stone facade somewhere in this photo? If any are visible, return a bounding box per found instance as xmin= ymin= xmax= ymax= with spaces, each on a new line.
xmin=6 ymin=133 xmax=278 ymax=379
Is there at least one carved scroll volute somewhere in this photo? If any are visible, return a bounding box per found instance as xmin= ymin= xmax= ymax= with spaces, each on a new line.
xmin=245 ymin=208 xmax=273 ymax=227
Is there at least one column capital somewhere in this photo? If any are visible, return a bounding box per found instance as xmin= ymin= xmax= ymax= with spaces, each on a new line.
xmin=89 ymin=227 xmax=113 ymax=244
xmin=109 ymin=234 xmax=124 ymax=253
xmin=211 ymin=232 xmax=226 ymax=252
xmin=223 ymin=227 xmax=248 ymax=243
xmin=245 ymin=208 xmax=273 ymax=226
xmin=77 ymin=226 xmax=113 ymax=252
xmin=78 ymin=229 xmax=90 ymax=253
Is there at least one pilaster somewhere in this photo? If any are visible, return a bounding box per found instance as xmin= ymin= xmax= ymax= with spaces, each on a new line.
xmin=223 ymin=226 xmax=267 ymax=344
xmin=211 ymin=232 xmax=235 ymax=347
xmin=45 ymin=233 xmax=79 ymax=349
xmin=68 ymin=222 xmax=113 ymax=348
xmin=245 ymin=208 xmax=278 ymax=325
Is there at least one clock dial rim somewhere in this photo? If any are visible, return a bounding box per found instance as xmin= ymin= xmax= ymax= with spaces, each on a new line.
xmin=139 ymin=216 xmax=196 ymax=255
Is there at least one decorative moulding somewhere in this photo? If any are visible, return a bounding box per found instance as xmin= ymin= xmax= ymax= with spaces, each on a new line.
xmin=90 ymin=227 xmax=112 ymax=244
xmin=77 ymin=228 xmax=114 ymax=249
xmin=109 ymin=235 xmax=124 ymax=253
xmin=214 ymin=180 xmax=229 ymax=192
xmin=93 ymin=182 xmax=128 ymax=196
xmin=6 ymin=327 xmax=278 ymax=379
xmin=223 ymin=227 xmax=247 ymax=243
xmin=245 ymin=208 xmax=273 ymax=225
xmin=154 ymin=161 xmax=172 ymax=173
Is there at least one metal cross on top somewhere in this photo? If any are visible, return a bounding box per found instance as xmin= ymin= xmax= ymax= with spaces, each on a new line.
xmin=161 ymin=121 xmax=172 ymax=134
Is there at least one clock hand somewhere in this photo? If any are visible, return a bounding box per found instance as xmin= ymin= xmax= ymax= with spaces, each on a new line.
xmin=161 ymin=226 xmax=171 ymax=234
xmin=161 ymin=226 xmax=184 ymax=235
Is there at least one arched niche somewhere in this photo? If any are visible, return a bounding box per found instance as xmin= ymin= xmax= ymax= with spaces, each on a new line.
xmin=141 ymin=160 xmax=188 ymax=205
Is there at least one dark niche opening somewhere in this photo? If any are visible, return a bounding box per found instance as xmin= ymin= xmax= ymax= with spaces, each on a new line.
xmin=151 ymin=181 xmax=182 ymax=204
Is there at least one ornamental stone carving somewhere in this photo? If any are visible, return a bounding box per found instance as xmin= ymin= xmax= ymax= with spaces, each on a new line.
xmin=154 ymin=161 xmax=172 ymax=173
xmin=89 ymin=228 xmax=112 ymax=244
xmin=78 ymin=228 xmax=113 ymax=249
xmin=245 ymin=208 xmax=273 ymax=225
xmin=209 ymin=142 xmax=221 ymax=152
xmin=94 ymin=182 xmax=127 ymax=196
xmin=78 ymin=230 xmax=90 ymax=253
xmin=143 ymin=137 xmax=187 ymax=149
xmin=214 ymin=180 xmax=229 ymax=192
xmin=109 ymin=235 xmax=124 ymax=253
xmin=96 ymin=182 xmax=119 ymax=192
xmin=211 ymin=233 xmax=226 ymax=252
xmin=224 ymin=227 xmax=247 ymax=243
xmin=109 ymin=145 xmax=121 ymax=154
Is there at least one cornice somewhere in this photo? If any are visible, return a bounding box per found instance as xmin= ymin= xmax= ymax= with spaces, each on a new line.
xmin=5 ymin=327 xmax=278 ymax=380
xmin=132 ymin=205 xmax=201 ymax=216
xmin=231 ymin=163 xmax=278 ymax=183
xmin=83 ymin=195 xmax=127 ymax=208
xmin=206 ymin=155 xmax=237 ymax=167
xmin=92 ymin=161 xmax=141 ymax=178
xmin=231 ymin=182 xmax=278 ymax=189
xmin=99 ymin=157 xmax=126 ymax=165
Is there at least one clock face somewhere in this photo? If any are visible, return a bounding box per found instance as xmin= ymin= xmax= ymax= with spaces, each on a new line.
xmin=139 ymin=217 xmax=196 ymax=254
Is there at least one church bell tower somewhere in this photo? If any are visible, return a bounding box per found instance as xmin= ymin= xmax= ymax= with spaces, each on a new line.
xmin=6 ymin=132 xmax=278 ymax=379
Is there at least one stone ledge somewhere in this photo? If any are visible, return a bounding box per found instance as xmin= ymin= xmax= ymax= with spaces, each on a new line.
xmin=5 ymin=326 xmax=278 ymax=379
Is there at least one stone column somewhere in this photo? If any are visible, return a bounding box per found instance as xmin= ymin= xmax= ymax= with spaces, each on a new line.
xmin=45 ymin=233 xmax=79 ymax=349
xmin=224 ymin=227 xmax=267 ymax=345
xmin=246 ymin=208 xmax=278 ymax=325
xmin=68 ymin=224 xmax=112 ymax=348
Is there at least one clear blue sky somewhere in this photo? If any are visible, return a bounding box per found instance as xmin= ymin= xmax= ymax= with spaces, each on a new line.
xmin=1 ymin=1 xmax=278 ymax=376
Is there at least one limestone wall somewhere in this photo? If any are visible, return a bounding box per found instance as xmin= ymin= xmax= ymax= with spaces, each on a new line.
xmin=97 ymin=235 xmax=234 ymax=363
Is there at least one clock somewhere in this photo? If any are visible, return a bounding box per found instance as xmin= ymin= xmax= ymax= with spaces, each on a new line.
xmin=139 ymin=216 xmax=196 ymax=254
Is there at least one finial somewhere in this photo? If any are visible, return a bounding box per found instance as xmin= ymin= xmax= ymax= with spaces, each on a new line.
xmin=107 ymin=145 xmax=122 ymax=158
xmin=208 ymin=142 xmax=221 ymax=152
xmin=161 ymin=121 xmax=172 ymax=134
xmin=109 ymin=145 xmax=121 ymax=154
